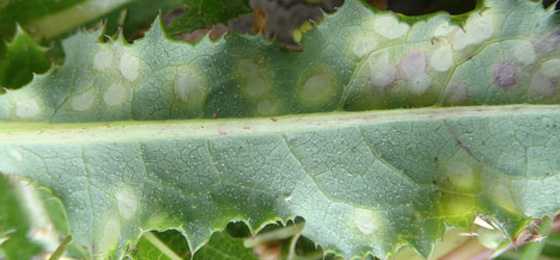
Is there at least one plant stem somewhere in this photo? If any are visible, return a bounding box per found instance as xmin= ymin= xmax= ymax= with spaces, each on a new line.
xmin=142 ymin=232 xmax=183 ymax=260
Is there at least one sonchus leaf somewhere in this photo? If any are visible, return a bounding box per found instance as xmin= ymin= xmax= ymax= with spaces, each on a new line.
xmin=0 ymin=0 xmax=560 ymax=259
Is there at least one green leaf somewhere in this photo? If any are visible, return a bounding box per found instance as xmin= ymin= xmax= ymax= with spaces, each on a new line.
xmin=1 ymin=0 xmax=559 ymax=122
xmin=0 ymin=0 xmax=85 ymax=41
xmin=0 ymin=26 xmax=50 ymax=90
xmin=0 ymin=0 xmax=184 ymax=41
xmin=86 ymin=0 xmax=185 ymax=40
xmin=0 ymin=175 xmax=43 ymax=259
xmin=2 ymin=105 xmax=560 ymax=259
xmin=1 ymin=0 xmax=560 ymax=259
xmin=128 ymin=230 xmax=190 ymax=260
xmin=0 ymin=175 xmax=86 ymax=260
xmin=129 ymin=228 xmax=258 ymax=260
xmin=166 ymin=0 xmax=252 ymax=36
xmin=196 ymin=230 xmax=258 ymax=260
xmin=0 ymin=0 xmax=186 ymax=93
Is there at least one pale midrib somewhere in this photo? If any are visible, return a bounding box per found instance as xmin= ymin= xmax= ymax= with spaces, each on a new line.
xmin=0 ymin=105 xmax=558 ymax=145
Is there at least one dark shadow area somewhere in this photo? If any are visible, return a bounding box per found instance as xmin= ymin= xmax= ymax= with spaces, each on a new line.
xmin=543 ymin=0 xmax=560 ymax=9
xmin=386 ymin=0 xmax=477 ymax=15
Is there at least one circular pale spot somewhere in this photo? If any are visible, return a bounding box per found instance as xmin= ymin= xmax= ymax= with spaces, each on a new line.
xmin=531 ymin=74 xmax=556 ymax=98
xmin=237 ymin=58 xmax=259 ymax=74
xmin=119 ymin=52 xmax=140 ymax=82
xmin=237 ymin=58 xmax=271 ymax=99
xmin=16 ymin=99 xmax=40 ymax=118
xmin=541 ymin=59 xmax=560 ymax=78
xmin=243 ymin=76 xmax=268 ymax=99
xmin=454 ymin=14 xmax=495 ymax=50
xmin=400 ymin=51 xmax=427 ymax=79
xmin=513 ymin=41 xmax=536 ymax=65
xmin=93 ymin=49 xmax=113 ymax=71
xmin=299 ymin=72 xmax=334 ymax=104
xmin=407 ymin=73 xmax=432 ymax=95
xmin=98 ymin=220 xmax=120 ymax=253
xmin=257 ymin=99 xmax=278 ymax=115
xmin=351 ymin=36 xmax=378 ymax=59
xmin=115 ymin=189 xmax=138 ymax=220
xmin=494 ymin=63 xmax=517 ymax=89
xmin=442 ymin=81 xmax=468 ymax=105
xmin=174 ymin=70 xmax=206 ymax=103
xmin=353 ymin=208 xmax=381 ymax=235
xmin=103 ymin=83 xmax=127 ymax=106
xmin=439 ymin=194 xmax=475 ymax=216
xmin=71 ymin=89 xmax=95 ymax=111
xmin=373 ymin=16 xmax=409 ymax=39
xmin=368 ymin=52 xmax=396 ymax=89
xmin=489 ymin=183 xmax=517 ymax=212
xmin=430 ymin=44 xmax=454 ymax=72
xmin=10 ymin=150 xmax=22 ymax=161
xmin=444 ymin=161 xmax=475 ymax=191
xmin=434 ymin=22 xmax=453 ymax=37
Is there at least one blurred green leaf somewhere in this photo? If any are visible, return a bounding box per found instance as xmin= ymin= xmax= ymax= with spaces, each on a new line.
xmin=0 ymin=175 xmax=43 ymax=260
xmin=0 ymin=26 xmax=50 ymax=90
xmin=166 ymin=0 xmax=252 ymax=35
xmin=129 ymin=229 xmax=257 ymax=260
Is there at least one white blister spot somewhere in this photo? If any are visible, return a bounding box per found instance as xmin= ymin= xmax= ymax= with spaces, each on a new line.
xmin=351 ymin=36 xmax=378 ymax=59
xmin=445 ymin=161 xmax=475 ymax=191
xmin=103 ymin=83 xmax=127 ymax=106
xmin=257 ymin=99 xmax=278 ymax=115
xmin=16 ymin=99 xmax=40 ymax=118
xmin=237 ymin=58 xmax=270 ymax=99
xmin=430 ymin=44 xmax=454 ymax=72
xmin=442 ymin=81 xmax=468 ymax=105
xmin=98 ymin=220 xmax=120 ymax=253
xmin=353 ymin=208 xmax=382 ymax=235
xmin=400 ymin=52 xmax=427 ymax=79
xmin=119 ymin=52 xmax=140 ymax=82
xmin=93 ymin=49 xmax=113 ymax=71
xmin=454 ymin=14 xmax=495 ymax=50
xmin=541 ymin=59 xmax=560 ymax=78
xmin=10 ymin=150 xmax=22 ymax=161
xmin=531 ymin=75 xmax=556 ymax=98
xmin=299 ymin=72 xmax=334 ymax=104
xmin=243 ymin=76 xmax=267 ymax=98
xmin=174 ymin=69 xmax=206 ymax=103
xmin=368 ymin=52 xmax=396 ymax=89
xmin=374 ymin=15 xmax=409 ymax=39
xmin=513 ymin=41 xmax=536 ymax=65
xmin=115 ymin=189 xmax=138 ymax=220
xmin=489 ymin=183 xmax=517 ymax=212
xmin=71 ymin=89 xmax=95 ymax=111
xmin=408 ymin=73 xmax=432 ymax=95
xmin=434 ymin=22 xmax=453 ymax=37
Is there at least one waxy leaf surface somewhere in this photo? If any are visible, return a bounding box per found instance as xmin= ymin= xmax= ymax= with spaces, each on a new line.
xmin=0 ymin=0 xmax=560 ymax=259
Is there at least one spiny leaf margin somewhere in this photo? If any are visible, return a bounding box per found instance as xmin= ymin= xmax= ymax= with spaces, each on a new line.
xmin=0 ymin=0 xmax=560 ymax=259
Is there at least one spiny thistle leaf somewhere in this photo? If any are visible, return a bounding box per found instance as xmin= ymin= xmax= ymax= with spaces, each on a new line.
xmin=0 ymin=0 xmax=560 ymax=259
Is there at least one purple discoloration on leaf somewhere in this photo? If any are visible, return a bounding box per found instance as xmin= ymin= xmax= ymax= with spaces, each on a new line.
xmin=400 ymin=51 xmax=427 ymax=79
xmin=494 ymin=63 xmax=517 ymax=89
